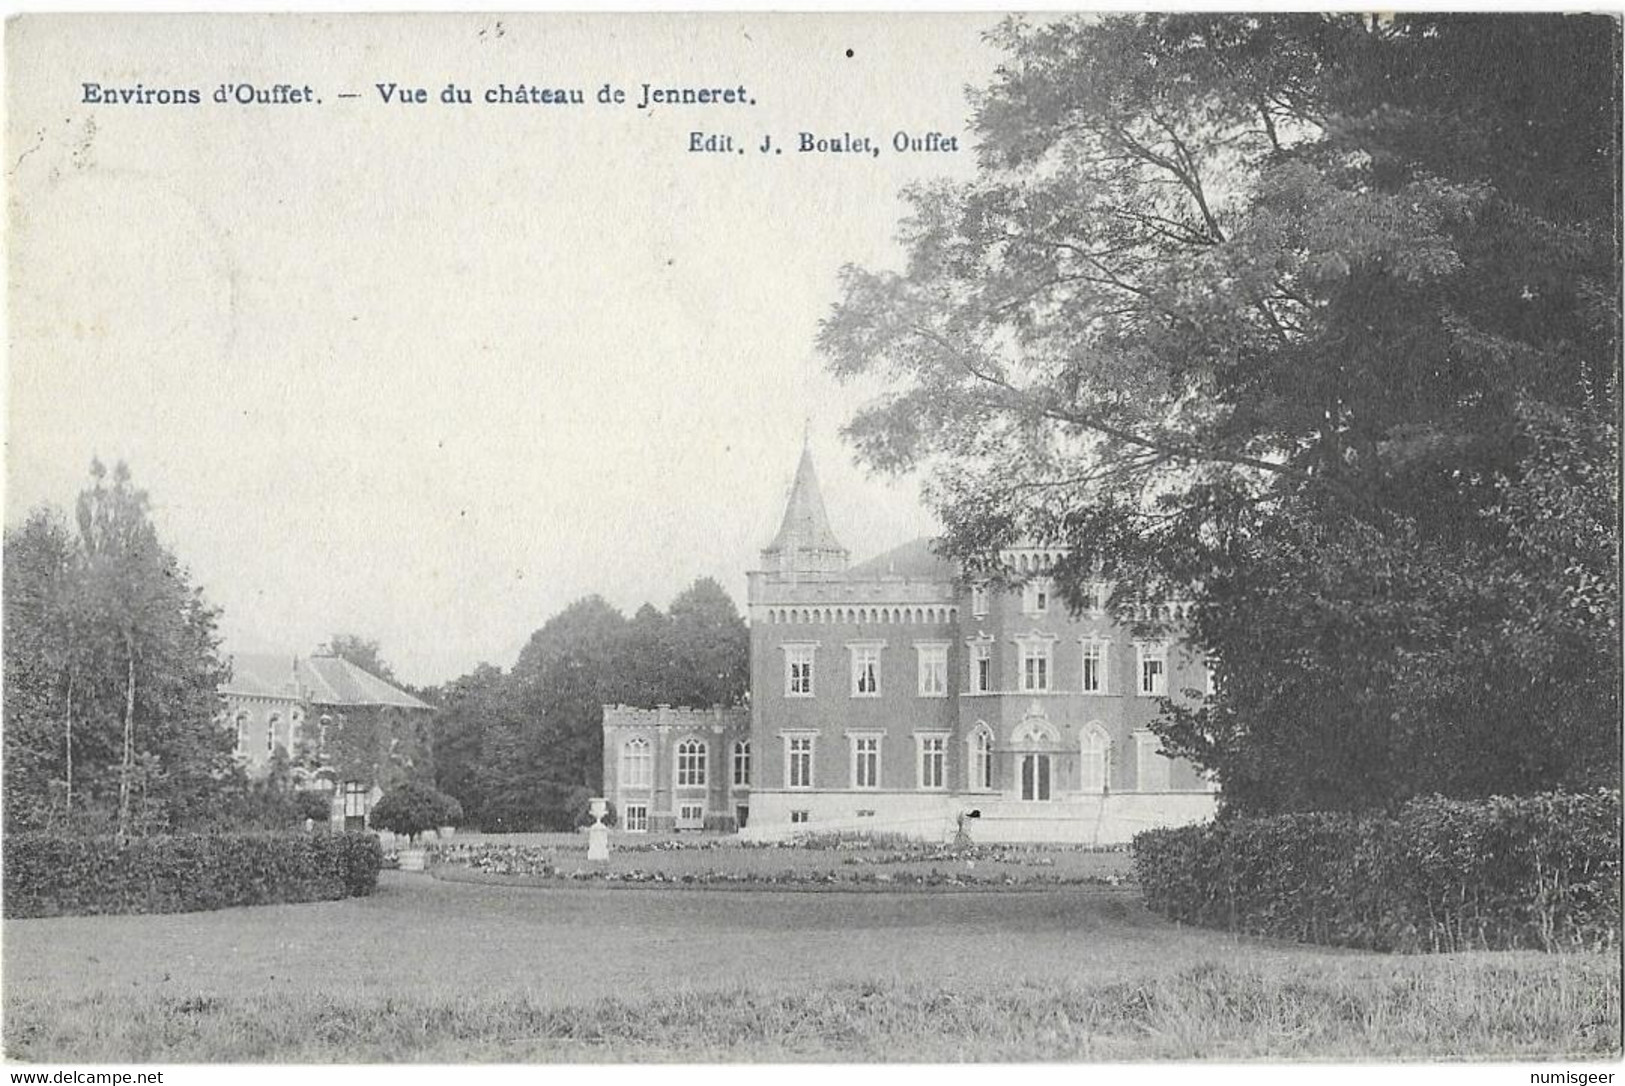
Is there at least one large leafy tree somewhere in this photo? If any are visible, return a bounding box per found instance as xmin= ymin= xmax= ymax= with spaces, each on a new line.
xmin=434 ymin=578 xmax=750 ymax=829
xmin=427 ymin=662 xmax=511 ymax=825
xmin=482 ymin=595 xmax=628 ymax=830
xmin=664 ymin=577 xmax=749 ymax=709
xmin=4 ymin=461 xmax=235 ymax=833
xmin=619 ymin=603 xmax=675 ymax=709
xmin=820 ymin=14 xmax=1619 ymax=812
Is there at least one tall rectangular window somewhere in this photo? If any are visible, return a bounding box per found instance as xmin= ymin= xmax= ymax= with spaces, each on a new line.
xmin=343 ymin=781 xmax=367 ymax=818
xmin=971 ymin=585 xmax=989 ymax=617
xmin=785 ymin=645 xmax=815 ymax=697
xmin=1020 ymin=642 xmax=1051 ymax=692
xmin=621 ymin=738 xmax=652 ymax=788
xmin=787 ymin=736 xmax=814 ymax=789
xmin=852 ymin=736 xmax=880 ymax=789
xmin=970 ymin=643 xmax=993 ymax=693
xmin=850 ymin=644 xmax=881 ymax=697
xmin=1137 ymin=643 xmax=1168 ymax=696
xmin=1023 ymin=580 xmax=1050 ymax=615
xmin=1081 ymin=640 xmax=1108 ymax=694
xmin=676 ymin=740 xmax=707 ymax=787
xmin=917 ymin=643 xmax=948 ymax=697
xmin=918 ymin=735 xmax=946 ymax=790
xmin=733 ymin=740 xmax=751 ymax=787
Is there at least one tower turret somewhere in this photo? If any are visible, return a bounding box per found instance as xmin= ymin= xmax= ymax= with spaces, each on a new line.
xmin=760 ymin=443 xmax=849 ymax=574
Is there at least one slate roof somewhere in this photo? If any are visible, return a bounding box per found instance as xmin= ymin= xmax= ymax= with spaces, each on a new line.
xmin=845 ymin=537 xmax=958 ymax=582
xmin=222 ymin=653 xmax=430 ymax=710
xmin=762 ymin=443 xmax=847 ymax=558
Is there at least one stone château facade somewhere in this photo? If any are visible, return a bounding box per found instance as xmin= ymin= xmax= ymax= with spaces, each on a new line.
xmin=603 ymin=444 xmax=1219 ymax=844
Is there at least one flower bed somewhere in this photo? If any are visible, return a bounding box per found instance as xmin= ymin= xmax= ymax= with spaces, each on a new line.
xmin=428 ymin=840 xmax=1131 ymax=889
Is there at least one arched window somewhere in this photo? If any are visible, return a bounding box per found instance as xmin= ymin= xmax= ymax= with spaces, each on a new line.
xmin=621 ymin=737 xmax=652 ymax=788
xmin=235 ymin=711 xmax=250 ymax=753
xmin=266 ymin=713 xmax=280 ymax=753
xmin=676 ymin=739 xmax=707 ymax=787
xmin=967 ymin=724 xmax=993 ymax=791
xmin=733 ymin=740 xmax=751 ymax=787
xmin=1080 ymin=724 xmax=1110 ymax=794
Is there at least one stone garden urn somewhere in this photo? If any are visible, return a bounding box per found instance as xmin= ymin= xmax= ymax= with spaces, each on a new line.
xmin=587 ymin=797 xmax=610 ymax=861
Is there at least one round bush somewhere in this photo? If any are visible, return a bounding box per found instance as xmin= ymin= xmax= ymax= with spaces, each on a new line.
xmin=368 ymin=783 xmax=463 ymax=842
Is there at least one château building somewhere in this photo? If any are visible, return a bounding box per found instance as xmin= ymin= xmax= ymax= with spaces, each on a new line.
xmin=220 ymin=653 xmax=432 ymax=829
xmin=603 ymin=445 xmax=1219 ymax=843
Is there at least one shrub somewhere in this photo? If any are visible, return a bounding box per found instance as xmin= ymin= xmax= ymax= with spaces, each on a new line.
xmin=3 ymin=831 xmax=383 ymax=919
xmin=1133 ymin=790 xmax=1621 ymax=952
xmin=368 ymin=782 xmax=463 ymax=842
xmin=295 ymin=790 xmax=333 ymax=825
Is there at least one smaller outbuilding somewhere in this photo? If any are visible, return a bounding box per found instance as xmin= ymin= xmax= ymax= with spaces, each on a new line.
xmin=601 ymin=704 xmax=752 ymax=833
xmin=220 ymin=653 xmax=433 ymax=830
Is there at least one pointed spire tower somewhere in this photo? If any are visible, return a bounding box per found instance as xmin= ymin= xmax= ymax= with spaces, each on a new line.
xmin=761 ymin=440 xmax=850 ymax=575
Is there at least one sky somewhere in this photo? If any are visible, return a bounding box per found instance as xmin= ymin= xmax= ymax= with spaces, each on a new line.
xmin=7 ymin=13 xmax=1002 ymax=686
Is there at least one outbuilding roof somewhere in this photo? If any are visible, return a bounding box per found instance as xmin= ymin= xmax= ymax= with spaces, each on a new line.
xmin=222 ymin=653 xmax=430 ymax=710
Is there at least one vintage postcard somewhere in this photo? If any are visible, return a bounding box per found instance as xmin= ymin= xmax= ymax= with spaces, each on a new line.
xmin=4 ymin=11 xmax=1620 ymax=1075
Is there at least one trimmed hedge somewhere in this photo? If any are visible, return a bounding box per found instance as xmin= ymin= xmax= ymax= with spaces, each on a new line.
xmin=1133 ymin=791 xmax=1620 ymax=952
xmin=4 ymin=831 xmax=383 ymax=919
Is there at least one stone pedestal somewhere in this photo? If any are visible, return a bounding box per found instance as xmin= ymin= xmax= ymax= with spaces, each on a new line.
xmin=587 ymin=796 xmax=610 ymax=861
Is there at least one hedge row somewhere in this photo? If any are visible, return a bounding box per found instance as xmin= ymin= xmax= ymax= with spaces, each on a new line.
xmin=1132 ymin=791 xmax=1620 ymax=952
xmin=4 ymin=831 xmax=383 ymax=919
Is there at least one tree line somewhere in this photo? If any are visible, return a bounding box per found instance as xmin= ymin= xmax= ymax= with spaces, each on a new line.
xmin=5 ymin=460 xmax=749 ymax=836
xmin=820 ymin=13 xmax=1619 ymax=812
xmin=5 ymin=462 xmax=234 ymax=835
xmin=422 ymin=583 xmax=748 ymax=831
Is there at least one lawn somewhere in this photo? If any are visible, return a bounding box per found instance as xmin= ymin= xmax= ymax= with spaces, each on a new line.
xmin=5 ymin=870 xmax=1618 ymax=1062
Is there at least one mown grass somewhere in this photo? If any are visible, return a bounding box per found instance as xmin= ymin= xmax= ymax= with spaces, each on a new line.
xmin=6 ymin=954 xmax=1617 ymax=1062
xmin=6 ymin=873 xmax=1618 ymax=1062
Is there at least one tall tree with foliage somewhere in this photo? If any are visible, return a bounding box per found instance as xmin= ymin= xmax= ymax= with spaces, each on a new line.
xmin=619 ymin=603 xmax=675 ymax=709
xmin=819 ymin=14 xmax=1619 ymax=812
xmin=4 ymin=461 xmax=235 ymax=833
xmin=490 ymin=595 xmax=629 ymax=830
xmin=428 ymin=662 xmax=510 ymax=825
xmin=433 ymin=577 xmax=750 ymax=829
xmin=3 ymin=508 xmax=89 ymax=827
xmin=664 ymin=577 xmax=749 ymax=708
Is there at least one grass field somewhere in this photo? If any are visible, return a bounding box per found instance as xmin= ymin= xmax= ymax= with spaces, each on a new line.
xmin=5 ymin=870 xmax=1619 ymax=1061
